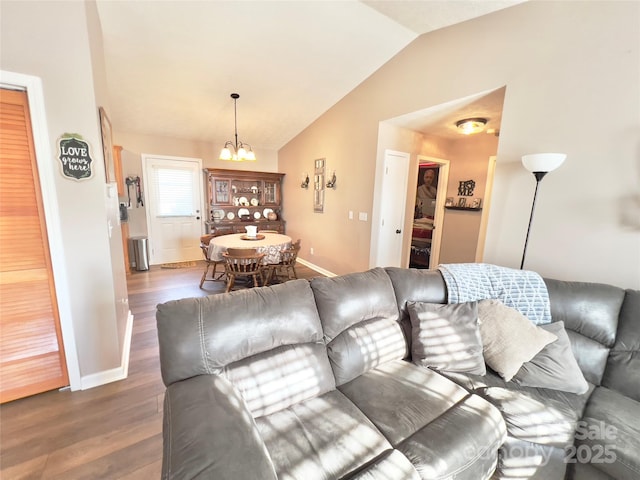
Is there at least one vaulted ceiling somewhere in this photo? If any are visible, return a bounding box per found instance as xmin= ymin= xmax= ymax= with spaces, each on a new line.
xmin=96 ymin=1 xmax=523 ymax=150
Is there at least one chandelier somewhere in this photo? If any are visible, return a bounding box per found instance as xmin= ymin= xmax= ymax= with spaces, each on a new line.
xmin=219 ymin=93 xmax=256 ymax=161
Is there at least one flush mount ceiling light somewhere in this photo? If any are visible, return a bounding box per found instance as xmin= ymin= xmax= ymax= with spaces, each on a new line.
xmin=219 ymin=93 xmax=256 ymax=162
xmin=455 ymin=117 xmax=488 ymax=135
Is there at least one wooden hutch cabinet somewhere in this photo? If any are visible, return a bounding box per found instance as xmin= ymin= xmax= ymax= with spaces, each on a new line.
xmin=204 ymin=168 xmax=285 ymax=236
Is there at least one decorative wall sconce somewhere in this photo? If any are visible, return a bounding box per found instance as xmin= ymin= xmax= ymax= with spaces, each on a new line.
xmin=325 ymin=171 xmax=337 ymax=189
xmin=300 ymin=173 xmax=310 ymax=189
xmin=520 ymin=152 xmax=567 ymax=269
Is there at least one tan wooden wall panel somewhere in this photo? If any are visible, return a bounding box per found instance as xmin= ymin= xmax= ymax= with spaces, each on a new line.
xmin=0 ymin=88 xmax=68 ymax=403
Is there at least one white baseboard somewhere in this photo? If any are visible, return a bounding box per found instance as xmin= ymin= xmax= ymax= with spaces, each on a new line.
xmin=80 ymin=310 xmax=134 ymax=390
xmin=296 ymin=257 xmax=336 ymax=277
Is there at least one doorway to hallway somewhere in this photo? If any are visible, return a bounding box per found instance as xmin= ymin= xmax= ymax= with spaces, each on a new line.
xmin=409 ymin=157 xmax=449 ymax=269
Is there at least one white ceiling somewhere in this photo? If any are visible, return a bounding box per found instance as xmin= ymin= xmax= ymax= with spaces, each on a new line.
xmin=95 ymin=0 xmax=523 ymax=151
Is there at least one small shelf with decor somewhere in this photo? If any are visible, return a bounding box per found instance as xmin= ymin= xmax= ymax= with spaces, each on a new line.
xmin=204 ymin=168 xmax=285 ymax=236
xmin=445 ymin=206 xmax=482 ymax=212
xmin=445 ymin=197 xmax=483 ymax=212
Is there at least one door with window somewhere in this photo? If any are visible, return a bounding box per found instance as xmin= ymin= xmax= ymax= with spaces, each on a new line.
xmin=143 ymin=155 xmax=203 ymax=264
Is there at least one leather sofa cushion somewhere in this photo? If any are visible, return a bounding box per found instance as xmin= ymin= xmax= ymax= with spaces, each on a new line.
xmin=157 ymin=279 xmax=322 ymax=386
xmin=495 ymin=437 xmax=567 ymax=480
xmin=345 ymin=450 xmax=420 ymax=479
xmin=339 ymin=360 xmax=504 ymax=480
xmin=565 ymin=330 xmax=610 ymax=386
xmin=162 ymin=374 xmax=278 ymax=480
xmin=602 ymin=289 xmax=640 ymax=401
xmin=396 ymin=393 xmax=505 ymax=480
xmin=441 ymin=370 xmax=592 ymax=448
xmin=311 ymin=267 xmax=400 ymax=343
xmin=312 ymin=268 xmax=407 ymax=384
xmin=567 ymin=462 xmax=617 ymax=479
xmin=338 ymin=360 xmax=469 ymax=445
xmin=577 ymin=386 xmax=640 ymax=479
xmin=476 ymin=386 xmax=586 ymax=448
xmin=223 ymin=342 xmax=336 ymax=418
xmin=327 ymin=317 xmax=408 ymax=386
xmin=385 ymin=267 xmax=447 ymax=319
xmin=544 ymin=279 xmax=625 ymax=386
xmin=255 ymin=390 xmax=393 ymax=480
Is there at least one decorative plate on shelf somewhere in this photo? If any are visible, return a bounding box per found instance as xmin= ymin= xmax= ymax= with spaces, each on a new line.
xmin=250 ymin=197 xmax=259 ymax=206
xmin=238 ymin=208 xmax=250 ymax=218
xmin=254 ymin=211 xmax=261 ymax=219
xmin=226 ymin=212 xmax=235 ymax=220
xmin=238 ymin=196 xmax=249 ymax=206
xmin=213 ymin=209 xmax=225 ymax=219
xmin=263 ymin=208 xmax=273 ymax=218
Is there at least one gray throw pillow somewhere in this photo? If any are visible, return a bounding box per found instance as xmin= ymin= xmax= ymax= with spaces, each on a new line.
xmin=407 ymin=301 xmax=486 ymax=375
xmin=477 ymin=299 xmax=557 ymax=382
xmin=513 ymin=321 xmax=589 ymax=394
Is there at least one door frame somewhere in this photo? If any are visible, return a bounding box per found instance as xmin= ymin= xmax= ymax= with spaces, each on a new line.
xmin=0 ymin=70 xmax=80 ymax=390
xmin=141 ymin=154 xmax=204 ymax=264
xmin=415 ymin=155 xmax=450 ymax=268
xmin=475 ymin=155 xmax=497 ymax=262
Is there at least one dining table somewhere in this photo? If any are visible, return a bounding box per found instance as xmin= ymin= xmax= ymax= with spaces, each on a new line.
xmin=208 ymin=232 xmax=292 ymax=265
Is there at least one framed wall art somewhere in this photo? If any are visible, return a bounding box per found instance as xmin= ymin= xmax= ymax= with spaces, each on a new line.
xmin=314 ymin=158 xmax=325 ymax=213
xmin=99 ymin=107 xmax=115 ymax=183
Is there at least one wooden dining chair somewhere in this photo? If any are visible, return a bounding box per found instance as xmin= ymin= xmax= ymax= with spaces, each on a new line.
xmin=199 ymin=234 xmax=226 ymax=288
xmin=222 ymin=248 xmax=266 ymax=292
xmin=269 ymin=239 xmax=301 ymax=284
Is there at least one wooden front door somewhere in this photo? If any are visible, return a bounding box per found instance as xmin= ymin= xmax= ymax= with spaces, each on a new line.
xmin=0 ymin=88 xmax=69 ymax=403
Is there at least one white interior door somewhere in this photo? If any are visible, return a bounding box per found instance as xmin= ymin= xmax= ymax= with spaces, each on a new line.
xmin=143 ymin=155 xmax=203 ymax=264
xmin=374 ymin=150 xmax=410 ymax=267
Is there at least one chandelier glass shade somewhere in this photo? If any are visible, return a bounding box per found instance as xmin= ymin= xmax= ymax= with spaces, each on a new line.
xmin=219 ymin=93 xmax=256 ymax=162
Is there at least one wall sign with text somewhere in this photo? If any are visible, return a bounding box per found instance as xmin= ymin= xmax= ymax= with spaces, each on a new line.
xmin=57 ymin=133 xmax=94 ymax=180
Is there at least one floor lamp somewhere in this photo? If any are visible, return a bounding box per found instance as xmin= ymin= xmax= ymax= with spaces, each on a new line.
xmin=520 ymin=153 xmax=567 ymax=269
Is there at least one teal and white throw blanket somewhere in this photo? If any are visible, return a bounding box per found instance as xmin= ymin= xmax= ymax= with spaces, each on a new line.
xmin=437 ymin=263 xmax=552 ymax=325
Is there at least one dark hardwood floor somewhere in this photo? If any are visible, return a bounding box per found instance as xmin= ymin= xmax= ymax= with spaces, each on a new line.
xmin=0 ymin=261 xmax=322 ymax=479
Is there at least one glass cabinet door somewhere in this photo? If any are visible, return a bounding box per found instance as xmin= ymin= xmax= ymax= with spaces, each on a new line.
xmin=263 ymin=180 xmax=279 ymax=205
xmin=213 ymin=179 xmax=231 ymax=204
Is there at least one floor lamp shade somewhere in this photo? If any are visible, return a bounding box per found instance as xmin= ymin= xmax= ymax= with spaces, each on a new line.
xmin=522 ymin=153 xmax=566 ymax=173
xmin=520 ymin=153 xmax=567 ymax=269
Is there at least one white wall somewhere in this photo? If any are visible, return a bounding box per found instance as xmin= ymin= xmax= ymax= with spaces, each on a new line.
xmin=1 ymin=1 xmax=124 ymax=383
xmin=279 ymin=1 xmax=640 ymax=289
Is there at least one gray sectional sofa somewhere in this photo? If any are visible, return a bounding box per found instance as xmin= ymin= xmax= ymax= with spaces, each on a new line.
xmin=156 ymin=266 xmax=639 ymax=480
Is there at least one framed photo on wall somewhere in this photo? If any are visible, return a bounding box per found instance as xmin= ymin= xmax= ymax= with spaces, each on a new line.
xmin=314 ymin=158 xmax=325 ymax=213
xmin=99 ymin=107 xmax=115 ymax=183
